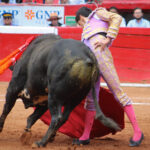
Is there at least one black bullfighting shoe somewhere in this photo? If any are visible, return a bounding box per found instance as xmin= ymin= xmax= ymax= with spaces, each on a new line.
xmin=129 ymin=133 xmax=144 ymax=147
xmin=72 ymin=139 xmax=90 ymax=146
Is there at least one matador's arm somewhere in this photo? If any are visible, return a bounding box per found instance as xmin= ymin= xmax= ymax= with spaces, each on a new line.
xmin=96 ymin=8 xmax=122 ymax=39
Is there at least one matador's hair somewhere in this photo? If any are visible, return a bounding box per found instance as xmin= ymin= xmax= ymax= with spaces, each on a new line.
xmin=75 ymin=7 xmax=92 ymax=23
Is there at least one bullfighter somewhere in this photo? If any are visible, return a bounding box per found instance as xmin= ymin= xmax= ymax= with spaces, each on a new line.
xmin=73 ymin=6 xmax=144 ymax=147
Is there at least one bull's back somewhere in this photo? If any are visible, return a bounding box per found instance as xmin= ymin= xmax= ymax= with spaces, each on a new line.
xmin=12 ymin=34 xmax=61 ymax=78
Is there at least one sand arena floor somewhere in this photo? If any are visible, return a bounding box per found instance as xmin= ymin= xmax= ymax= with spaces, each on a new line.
xmin=0 ymin=82 xmax=150 ymax=150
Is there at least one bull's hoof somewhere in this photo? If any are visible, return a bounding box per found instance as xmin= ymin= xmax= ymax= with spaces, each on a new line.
xmin=48 ymin=136 xmax=55 ymax=142
xmin=32 ymin=141 xmax=45 ymax=148
xmin=32 ymin=142 xmax=39 ymax=149
xmin=0 ymin=122 xmax=4 ymax=132
xmin=48 ymin=133 xmax=56 ymax=142
xmin=0 ymin=127 xmax=3 ymax=132
xmin=20 ymin=130 xmax=32 ymax=145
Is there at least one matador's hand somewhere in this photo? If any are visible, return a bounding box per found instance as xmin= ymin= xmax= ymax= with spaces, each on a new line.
xmin=94 ymin=37 xmax=112 ymax=51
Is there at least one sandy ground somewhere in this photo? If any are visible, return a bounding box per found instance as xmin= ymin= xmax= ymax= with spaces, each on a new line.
xmin=0 ymin=82 xmax=150 ymax=150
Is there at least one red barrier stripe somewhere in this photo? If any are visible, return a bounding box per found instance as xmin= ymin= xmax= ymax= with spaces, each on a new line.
xmin=112 ymin=34 xmax=150 ymax=49
xmin=0 ymin=28 xmax=150 ymax=83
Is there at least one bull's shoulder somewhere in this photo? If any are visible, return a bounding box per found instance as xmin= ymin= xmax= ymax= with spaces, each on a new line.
xmin=12 ymin=34 xmax=61 ymax=78
xmin=32 ymin=34 xmax=61 ymax=45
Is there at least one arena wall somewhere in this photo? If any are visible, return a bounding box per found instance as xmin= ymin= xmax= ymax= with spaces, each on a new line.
xmin=0 ymin=27 xmax=150 ymax=83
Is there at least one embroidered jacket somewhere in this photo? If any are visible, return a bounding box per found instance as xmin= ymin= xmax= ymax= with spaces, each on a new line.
xmin=82 ymin=7 xmax=122 ymax=40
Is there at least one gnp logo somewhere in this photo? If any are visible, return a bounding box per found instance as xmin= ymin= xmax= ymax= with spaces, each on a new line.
xmin=25 ymin=10 xmax=35 ymax=20
xmin=0 ymin=10 xmax=19 ymax=19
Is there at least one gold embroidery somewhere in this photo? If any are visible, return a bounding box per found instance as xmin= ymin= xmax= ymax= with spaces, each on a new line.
xmin=95 ymin=8 xmax=122 ymax=39
xmin=88 ymin=34 xmax=132 ymax=106
xmin=82 ymin=27 xmax=108 ymax=39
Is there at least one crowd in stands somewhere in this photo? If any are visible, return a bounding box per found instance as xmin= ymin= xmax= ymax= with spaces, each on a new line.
xmin=0 ymin=0 xmax=150 ymax=27
xmin=109 ymin=7 xmax=150 ymax=28
xmin=0 ymin=0 xmax=94 ymax=4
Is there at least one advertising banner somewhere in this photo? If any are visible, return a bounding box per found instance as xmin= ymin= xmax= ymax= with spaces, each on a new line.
xmin=0 ymin=5 xmax=64 ymax=26
xmin=0 ymin=26 xmax=58 ymax=34
xmin=65 ymin=16 xmax=76 ymax=26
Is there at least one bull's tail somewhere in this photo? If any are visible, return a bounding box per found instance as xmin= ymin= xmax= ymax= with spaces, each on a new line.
xmin=91 ymin=64 xmax=121 ymax=131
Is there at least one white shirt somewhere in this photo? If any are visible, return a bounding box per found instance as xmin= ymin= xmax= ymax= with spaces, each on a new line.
xmin=69 ymin=0 xmax=85 ymax=4
xmin=127 ymin=18 xmax=150 ymax=28
xmin=120 ymin=17 xmax=126 ymax=27
xmin=9 ymin=0 xmax=16 ymax=3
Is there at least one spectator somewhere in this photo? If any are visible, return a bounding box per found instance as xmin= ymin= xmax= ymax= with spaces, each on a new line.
xmin=1 ymin=0 xmax=16 ymax=3
xmin=109 ymin=6 xmax=126 ymax=27
xmin=47 ymin=12 xmax=65 ymax=26
xmin=2 ymin=12 xmax=16 ymax=26
xmin=1 ymin=0 xmax=9 ymax=3
xmin=45 ymin=0 xmax=59 ymax=4
xmin=16 ymin=0 xmax=22 ymax=3
xmin=22 ymin=0 xmax=32 ymax=3
xmin=22 ymin=0 xmax=48 ymax=3
xmin=9 ymin=0 xmax=16 ymax=3
xmin=127 ymin=7 xmax=150 ymax=28
xmin=69 ymin=0 xmax=85 ymax=4
xmin=60 ymin=0 xmax=69 ymax=4
xmin=85 ymin=0 xmax=94 ymax=3
xmin=59 ymin=0 xmax=86 ymax=4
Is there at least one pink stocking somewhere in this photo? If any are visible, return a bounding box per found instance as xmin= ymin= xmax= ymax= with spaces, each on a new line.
xmin=79 ymin=110 xmax=96 ymax=140
xmin=124 ymin=105 xmax=142 ymax=141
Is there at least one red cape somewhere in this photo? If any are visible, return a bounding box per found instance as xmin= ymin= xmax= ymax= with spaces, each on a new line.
xmin=40 ymin=87 xmax=124 ymax=138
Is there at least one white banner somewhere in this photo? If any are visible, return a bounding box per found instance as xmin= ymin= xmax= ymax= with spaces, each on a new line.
xmin=0 ymin=26 xmax=58 ymax=34
xmin=0 ymin=5 xmax=64 ymax=26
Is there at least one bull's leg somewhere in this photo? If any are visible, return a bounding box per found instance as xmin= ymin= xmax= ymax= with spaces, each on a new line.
xmin=26 ymin=105 xmax=48 ymax=130
xmin=0 ymin=80 xmax=21 ymax=132
xmin=56 ymin=104 xmax=77 ymax=128
xmin=32 ymin=95 xmax=62 ymax=148
xmin=20 ymin=105 xmax=48 ymax=145
xmin=0 ymin=96 xmax=17 ymax=132
xmin=46 ymin=104 xmax=75 ymax=143
xmin=47 ymin=103 xmax=80 ymax=144
xmin=47 ymin=104 xmax=76 ymax=143
xmin=32 ymin=100 xmax=79 ymax=148
xmin=0 ymin=74 xmax=26 ymax=132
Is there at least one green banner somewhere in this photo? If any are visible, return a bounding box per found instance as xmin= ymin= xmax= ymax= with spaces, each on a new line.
xmin=65 ymin=16 xmax=76 ymax=26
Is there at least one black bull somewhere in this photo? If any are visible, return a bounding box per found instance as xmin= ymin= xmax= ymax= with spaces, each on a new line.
xmin=0 ymin=34 xmax=120 ymax=147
